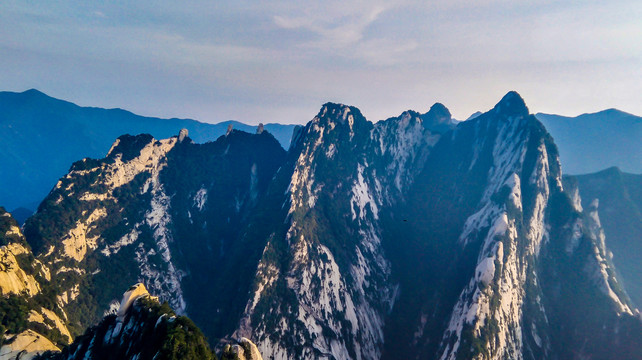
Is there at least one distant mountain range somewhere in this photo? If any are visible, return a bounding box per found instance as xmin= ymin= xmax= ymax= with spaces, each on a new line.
xmin=536 ymin=110 xmax=642 ymax=175
xmin=2 ymin=89 xmax=641 ymax=215
xmin=0 ymin=89 xmax=296 ymax=212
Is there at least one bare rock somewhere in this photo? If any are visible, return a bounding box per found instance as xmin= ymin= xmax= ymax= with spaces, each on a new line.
xmin=221 ymin=337 xmax=263 ymax=360
xmin=178 ymin=128 xmax=189 ymax=142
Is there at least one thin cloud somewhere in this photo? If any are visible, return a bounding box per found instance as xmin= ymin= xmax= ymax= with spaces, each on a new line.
xmin=272 ymin=2 xmax=394 ymax=48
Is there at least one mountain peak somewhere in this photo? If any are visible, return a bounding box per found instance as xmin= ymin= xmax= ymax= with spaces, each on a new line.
xmin=178 ymin=128 xmax=189 ymax=142
xmin=117 ymin=283 xmax=153 ymax=320
xmin=579 ymin=108 xmax=638 ymax=121
xmin=106 ymin=133 xmax=155 ymax=160
xmin=23 ymin=88 xmax=45 ymax=94
xmin=427 ymin=102 xmax=451 ymax=118
xmin=421 ymin=102 xmax=455 ymax=133
xmin=9 ymin=88 xmax=59 ymax=104
xmin=313 ymin=102 xmax=366 ymax=130
xmin=595 ymin=166 xmax=623 ymax=177
xmin=494 ymin=91 xmax=529 ymax=118
xmin=318 ymin=102 xmax=356 ymax=121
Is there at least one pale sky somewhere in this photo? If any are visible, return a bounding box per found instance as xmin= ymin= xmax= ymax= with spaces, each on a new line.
xmin=1 ymin=0 xmax=640 ymax=124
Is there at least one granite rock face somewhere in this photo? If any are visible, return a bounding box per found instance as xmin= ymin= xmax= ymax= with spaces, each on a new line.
xmin=178 ymin=128 xmax=189 ymax=143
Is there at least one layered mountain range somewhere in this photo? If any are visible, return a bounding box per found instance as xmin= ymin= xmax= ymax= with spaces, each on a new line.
xmin=2 ymin=91 xmax=641 ymax=359
xmin=0 ymin=89 xmax=295 ymax=212
xmin=3 ymin=89 xmax=641 ymax=216
xmin=536 ymin=110 xmax=642 ymax=174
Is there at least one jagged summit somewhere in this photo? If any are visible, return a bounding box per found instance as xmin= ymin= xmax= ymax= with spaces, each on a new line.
xmin=286 ymin=101 xmax=371 ymax=153
xmin=178 ymin=128 xmax=189 ymax=142
xmin=105 ymin=133 xmax=157 ymax=162
xmin=427 ymin=102 xmax=451 ymax=119
xmin=421 ymin=102 xmax=455 ymax=133
xmin=117 ymin=283 xmax=155 ymax=320
xmin=316 ymin=102 xmax=366 ymax=126
xmin=493 ymin=90 xmax=529 ymax=118
xmin=23 ymin=125 xmax=287 ymax=344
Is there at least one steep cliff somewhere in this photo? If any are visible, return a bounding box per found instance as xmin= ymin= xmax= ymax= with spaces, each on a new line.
xmin=0 ymin=208 xmax=71 ymax=359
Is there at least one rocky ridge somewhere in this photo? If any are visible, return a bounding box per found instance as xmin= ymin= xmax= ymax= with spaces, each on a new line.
xmin=22 ymin=128 xmax=287 ymax=341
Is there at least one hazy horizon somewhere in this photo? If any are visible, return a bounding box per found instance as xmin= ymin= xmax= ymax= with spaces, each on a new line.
xmin=1 ymin=1 xmax=640 ymax=125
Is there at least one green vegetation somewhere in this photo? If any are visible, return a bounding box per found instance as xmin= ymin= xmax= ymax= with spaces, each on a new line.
xmin=142 ymin=298 xmax=217 ymax=360
xmin=41 ymin=296 xmax=217 ymax=360
xmin=0 ymin=291 xmax=71 ymax=347
xmin=220 ymin=346 xmax=242 ymax=360
xmin=14 ymin=252 xmax=36 ymax=275
xmin=0 ymin=294 xmax=29 ymax=343
xmin=0 ymin=210 xmax=71 ymax=347
xmin=0 ymin=207 xmax=27 ymax=246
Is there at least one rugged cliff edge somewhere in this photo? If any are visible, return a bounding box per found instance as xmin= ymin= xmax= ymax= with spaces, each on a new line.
xmin=1 ymin=208 xmax=71 ymax=360
xmin=23 ymin=128 xmax=286 ymax=340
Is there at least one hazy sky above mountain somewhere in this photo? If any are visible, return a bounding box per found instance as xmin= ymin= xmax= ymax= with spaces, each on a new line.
xmin=1 ymin=1 xmax=640 ymax=124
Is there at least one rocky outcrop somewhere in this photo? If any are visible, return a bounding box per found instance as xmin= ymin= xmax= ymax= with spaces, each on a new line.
xmin=178 ymin=128 xmax=189 ymax=143
xmin=0 ymin=208 xmax=71 ymax=357
xmin=0 ymin=329 xmax=59 ymax=360
xmin=222 ymin=338 xmax=263 ymax=360
xmin=27 ymin=309 xmax=72 ymax=344
xmin=0 ymin=243 xmax=41 ymax=296
xmin=41 ymin=284 xmax=216 ymax=360
xmin=116 ymin=283 xmax=156 ymax=320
